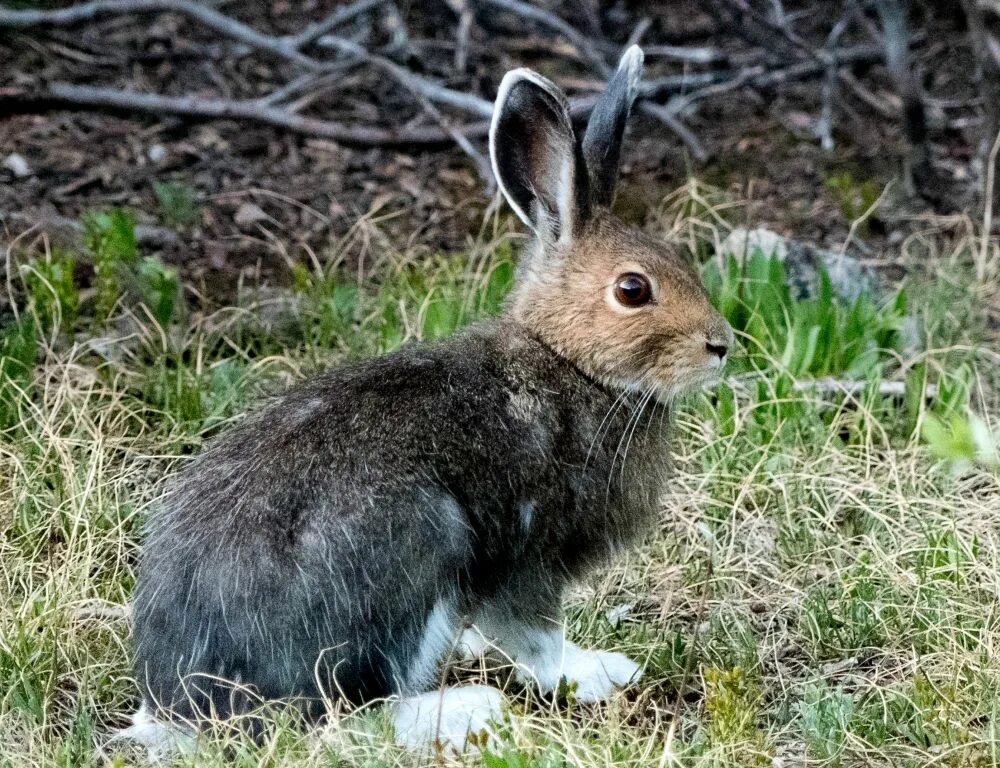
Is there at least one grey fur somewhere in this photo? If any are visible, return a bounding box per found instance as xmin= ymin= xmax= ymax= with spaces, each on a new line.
xmin=133 ymin=323 xmax=669 ymax=720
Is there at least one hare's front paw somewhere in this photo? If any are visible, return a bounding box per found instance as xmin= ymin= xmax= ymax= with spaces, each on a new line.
xmin=557 ymin=646 xmax=641 ymax=702
xmin=516 ymin=635 xmax=641 ymax=703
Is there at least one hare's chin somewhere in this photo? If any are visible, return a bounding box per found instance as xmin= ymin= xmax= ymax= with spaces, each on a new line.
xmin=668 ymin=366 xmax=726 ymax=397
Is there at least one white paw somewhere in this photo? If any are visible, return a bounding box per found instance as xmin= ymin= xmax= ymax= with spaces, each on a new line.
xmin=392 ymin=685 xmax=505 ymax=754
xmin=107 ymin=704 xmax=195 ymax=762
xmin=516 ymin=637 xmax=641 ymax=703
xmin=561 ymin=648 xmax=642 ymax=702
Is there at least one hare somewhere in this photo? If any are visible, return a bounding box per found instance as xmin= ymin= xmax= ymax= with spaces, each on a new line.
xmin=127 ymin=45 xmax=732 ymax=755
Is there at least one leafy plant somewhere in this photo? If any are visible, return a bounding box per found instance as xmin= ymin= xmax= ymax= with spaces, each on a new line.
xmin=923 ymin=411 xmax=1000 ymax=473
xmin=136 ymin=255 xmax=180 ymax=327
xmin=153 ymin=180 xmax=202 ymax=229
xmin=82 ymin=208 xmax=138 ymax=320
xmin=702 ymin=666 xmax=770 ymax=761
xmin=824 ymin=171 xmax=881 ymax=232
xmin=797 ymin=683 xmax=855 ymax=765
xmin=703 ymin=250 xmax=908 ymax=380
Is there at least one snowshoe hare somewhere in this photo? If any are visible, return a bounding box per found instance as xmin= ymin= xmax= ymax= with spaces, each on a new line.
xmin=129 ymin=45 xmax=733 ymax=754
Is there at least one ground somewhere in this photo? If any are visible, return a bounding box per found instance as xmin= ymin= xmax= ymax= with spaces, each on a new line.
xmin=2 ymin=2 xmax=1000 ymax=767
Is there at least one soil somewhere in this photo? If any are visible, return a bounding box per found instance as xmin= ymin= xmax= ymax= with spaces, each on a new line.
xmin=0 ymin=1 xmax=988 ymax=311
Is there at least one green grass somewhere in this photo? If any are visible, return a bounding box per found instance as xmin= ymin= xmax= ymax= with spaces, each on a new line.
xmin=0 ymin=190 xmax=998 ymax=767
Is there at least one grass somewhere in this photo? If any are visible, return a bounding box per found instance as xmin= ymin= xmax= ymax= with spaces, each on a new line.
xmin=0 ymin=185 xmax=998 ymax=767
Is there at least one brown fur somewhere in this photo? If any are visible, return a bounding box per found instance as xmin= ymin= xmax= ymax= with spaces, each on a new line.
xmin=509 ymin=214 xmax=732 ymax=399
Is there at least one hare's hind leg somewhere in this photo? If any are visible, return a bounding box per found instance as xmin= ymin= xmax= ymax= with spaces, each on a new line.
xmin=461 ymin=583 xmax=641 ymax=703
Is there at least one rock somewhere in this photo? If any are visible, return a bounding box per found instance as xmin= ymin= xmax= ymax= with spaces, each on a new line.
xmin=3 ymin=153 xmax=32 ymax=178
xmin=717 ymin=227 xmax=879 ymax=303
xmin=716 ymin=227 xmax=919 ymax=351
xmin=233 ymin=202 xmax=269 ymax=228
xmin=147 ymin=144 xmax=167 ymax=163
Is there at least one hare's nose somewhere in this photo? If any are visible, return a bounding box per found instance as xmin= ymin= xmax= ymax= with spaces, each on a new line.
xmin=706 ymin=341 xmax=728 ymax=360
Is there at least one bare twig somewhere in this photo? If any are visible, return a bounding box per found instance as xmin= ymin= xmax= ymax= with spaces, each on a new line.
xmin=417 ymin=93 xmax=495 ymax=193
xmin=767 ymin=0 xmax=788 ymax=26
xmin=704 ymin=0 xmax=813 ymax=58
xmin=624 ymin=17 xmax=653 ymax=51
xmin=0 ymin=0 xmax=320 ymax=68
xmin=0 ymin=83 xmax=490 ymax=146
xmin=380 ymin=3 xmax=409 ymax=52
xmin=816 ymin=9 xmax=854 ymax=152
xmin=662 ymin=66 xmax=765 ymax=117
xmin=314 ymin=36 xmax=494 ymax=117
xmin=285 ymin=0 xmax=384 ymax=51
xmin=477 ymin=0 xmax=609 ymax=72
xmin=255 ymin=69 xmax=346 ymax=108
xmin=642 ymin=44 xmax=727 ymax=64
xmin=478 ymin=0 xmax=708 ymax=159
xmin=837 ymin=69 xmax=899 ymax=120
xmin=724 ymin=375 xmax=938 ymax=399
xmin=444 ymin=0 xmax=475 ymax=73
xmin=637 ymin=102 xmax=709 ymax=163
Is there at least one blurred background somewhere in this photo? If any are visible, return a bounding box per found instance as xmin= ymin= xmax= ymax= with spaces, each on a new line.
xmin=1 ymin=0 xmax=996 ymax=307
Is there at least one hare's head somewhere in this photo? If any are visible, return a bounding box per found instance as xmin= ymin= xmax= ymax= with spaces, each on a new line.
xmin=490 ymin=47 xmax=733 ymax=400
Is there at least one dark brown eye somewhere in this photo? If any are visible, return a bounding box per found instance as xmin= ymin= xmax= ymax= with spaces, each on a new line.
xmin=613 ymin=272 xmax=653 ymax=307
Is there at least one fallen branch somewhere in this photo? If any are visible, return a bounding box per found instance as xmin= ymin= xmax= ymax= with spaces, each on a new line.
xmin=284 ymin=0 xmax=385 ymax=51
xmin=0 ymin=83 xmax=491 ymax=146
xmin=0 ymin=0 xmax=321 ymax=69
xmin=637 ymin=102 xmax=709 ymax=163
xmin=725 ymin=375 xmax=939 ymax=399
xmin=314 ymin=36 xmax=494 ymax=117
xmin=0 ymin=40 xmax=889 ymax=155
xmin=642 ymin=44 xmax=728 ymax=64
xmin=1 ymin=210 xmax=182 ymax=249
xmin=477 ymin=0 xmax=609 ymax=72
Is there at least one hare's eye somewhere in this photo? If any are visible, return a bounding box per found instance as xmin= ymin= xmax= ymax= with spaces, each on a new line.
xmin=613 ymin=273 xmax=653 ymax=307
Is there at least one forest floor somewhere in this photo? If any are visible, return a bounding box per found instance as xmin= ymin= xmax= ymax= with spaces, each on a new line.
xmin=2 ymin=1 xmax=1000 ymax=766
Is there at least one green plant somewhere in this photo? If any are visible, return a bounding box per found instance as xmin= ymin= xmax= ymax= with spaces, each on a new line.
xmin=21 ymin=249 xmax=78 ymax=334
xmin=702 ymin=666 xmax=769 ymax=761
xmin=153 ymin=181 xmax=202 ymax=229
xmin=703 ymin=250 xmax=908 ymax=380
xmin=802 ymin=567 xmax=902 ymax=659
xmin=923 ymin=411 xmax=1000 ymax=472
xmin=135 ymin=255 xmax=180 ymax=327
xmin=797 ymin=683 xmax=855 ymax=764
xmin=0 ymin=316 xmax=36 ymax=431
xmin=482 ymin=746 xmax=568 ymax=768
xmin=824 ymin=171 xmax=881 ymax=231
xmin=81 ymin=208 xmax=138 ymax=320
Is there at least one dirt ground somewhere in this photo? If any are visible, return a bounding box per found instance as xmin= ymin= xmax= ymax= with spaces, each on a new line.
xmin=0 ymin=1 xmax=989 ymax=310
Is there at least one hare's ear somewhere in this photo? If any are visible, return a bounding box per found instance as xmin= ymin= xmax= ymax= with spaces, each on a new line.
xmin=490 ymin=68 xmax=587 ymax=244
xmin=582 ymin=45 xmax=644 ymax=208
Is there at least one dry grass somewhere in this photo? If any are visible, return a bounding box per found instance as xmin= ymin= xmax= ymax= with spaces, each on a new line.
xmin=1 ymin=189 xmax=998 ymax=767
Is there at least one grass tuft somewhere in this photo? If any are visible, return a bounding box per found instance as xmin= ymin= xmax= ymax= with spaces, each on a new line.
xmin=0 ymin=189 xmax=997 ymax=766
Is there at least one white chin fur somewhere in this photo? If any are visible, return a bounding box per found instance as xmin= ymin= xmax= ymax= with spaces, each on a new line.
xmin=392 ymin=685 xmax=506 ymax=754
xmin=108 ymin=703 xmax=195 ymax=762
